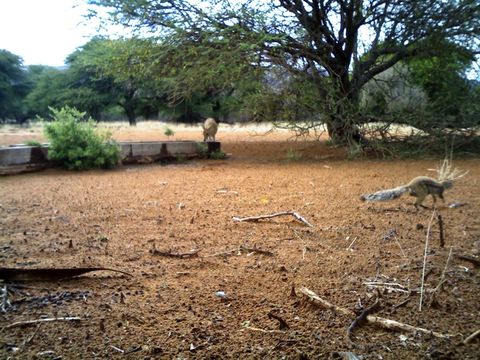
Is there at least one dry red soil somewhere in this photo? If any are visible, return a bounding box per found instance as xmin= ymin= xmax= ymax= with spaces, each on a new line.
xmin=1 ymin=124 xmax=479 ymax=359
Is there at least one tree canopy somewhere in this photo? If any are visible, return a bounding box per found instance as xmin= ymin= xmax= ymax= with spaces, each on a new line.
xmin=88 ymin=0 xmax=480 ymax=144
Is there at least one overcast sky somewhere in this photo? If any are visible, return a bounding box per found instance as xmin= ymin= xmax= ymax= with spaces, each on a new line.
xmin=0 ymin=0 xmax=103 ymax=67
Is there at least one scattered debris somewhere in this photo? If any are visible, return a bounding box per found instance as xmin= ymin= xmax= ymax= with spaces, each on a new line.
xmin=448 ymin=202 xmax=466 ymax=208
xmin=463 ymin=328 xmax=480 ymax=345
xmin=268 ymin=311 xmax=289 ymax=330
xmin=239 ymin=244 xmax=274 ymax=256
xmin=0 ymin=267 xmax=132 ymax=282
xmin=346 ymin=237 xmax=359 ymax=251
xmin=382 ymin=229 xmax=397 ymax=241
xmin=232 ymin=211 xmax=313 ymax=227
xmin=419 ymin=210 xmax=436 ymax=312
xmin=299 ymin=286 xmax=453 ymax=338
xmin=150 ymin=248 xmax=201 ymax=258
xmin=215 ymin=291 xmax=228 ymax=300
xmin=437 ymin=214 xmax=445 ymax=248
xmin=347 ymin=298 xmax=380 ymax=343
xmin=331 ymin=351 xmax=361 ymax=360
xmin=455 ymin=254 xmax=480 ymax=268
xmin=6 ymin=316 xmax=81 ymax=328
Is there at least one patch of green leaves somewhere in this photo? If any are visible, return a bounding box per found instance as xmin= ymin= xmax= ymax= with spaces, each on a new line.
xmin=42 ymin=106 xmax=120 ymax=170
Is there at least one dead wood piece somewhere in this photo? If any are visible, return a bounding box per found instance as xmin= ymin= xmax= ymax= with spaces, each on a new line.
xmin=437 ymin=215 xmax=445 ymax=248
xmin=268 ymin=311 xmax=290 ymax=330
xmin=242 ymin=325 xmax=285 ymax=334
xmin=232 ymin=211 xmax=313 ymax=227
xmin=239 ymin=244 xmax=274 ymax=256
xmin=0 ymin=267 xmax=132 ymax=282
xmin=151 ymin=249 xmax=201 ymax=258
xmin=6 ymin=316 xmax=81 ymax=328
xmin=299 ymin=286 xmax=452 ymax=339
xmin=347 ymin=299 xmax=380 ymax=342
xmin=455 ymin=254 xmax=480 ymax=268
xmin=463 ymin=328 xmax=480 ymax=344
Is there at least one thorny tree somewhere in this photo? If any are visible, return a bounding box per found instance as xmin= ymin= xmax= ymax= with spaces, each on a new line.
xmin=88 ymin=0 xmax=480 ymax=145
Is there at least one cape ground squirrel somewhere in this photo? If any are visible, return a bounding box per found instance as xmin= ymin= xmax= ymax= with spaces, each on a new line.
xmin=360 ymin=176 xmax=453 ymax=209
xmin=360 ymin=160 xmax=466 ymax=209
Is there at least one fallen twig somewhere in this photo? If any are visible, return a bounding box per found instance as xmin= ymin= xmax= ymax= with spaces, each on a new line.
xmin=5 ymin=316 xmax=81 ymax=328
xmin=437 ymin=215 xmax=445 ymax=248
xmin=150 ymin=249 xmax=201 ymax=258
xmin=268 ymin=311 xmax=290 ymax=330
xmin=455 ymin=254 xmax=480 ymax=268
xmin=463 ymin=328 xmax=480 ymax=344
xmin=346 ymin=237 xmax=358 ymax=251
xmin=0 ymin=267 xmax=132 ymax=282
xmin=242 ymin=325 xmax=285 ymax=334
xmin=347 ymin=298 xmax=380 ymax=342
xmin=432 ymin=247 xmax=453 ymax=296
xmin=232 ymin=211 xmax=313 ymax=227
xmin=240 ymin=244 xmax=274 ymax=256
xmin=299 ymin=286 xmax=452 ymax=338
xmin=420 ymin=210 xmax=436 ymax=312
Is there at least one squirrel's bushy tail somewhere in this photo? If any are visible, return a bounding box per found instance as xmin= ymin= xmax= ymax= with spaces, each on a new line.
xmin=360 ymin=186 xmax=408 ymax=202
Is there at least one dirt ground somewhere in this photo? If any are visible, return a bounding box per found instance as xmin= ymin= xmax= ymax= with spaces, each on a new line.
xmin=1 ymin=123 xmax=479 ymax=359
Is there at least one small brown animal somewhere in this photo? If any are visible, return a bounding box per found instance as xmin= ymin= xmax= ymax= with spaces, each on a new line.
xmin=203 ymin=118 xmax=218 ymax=142
xmin=360 ymin=176 xmax=453 ymax=209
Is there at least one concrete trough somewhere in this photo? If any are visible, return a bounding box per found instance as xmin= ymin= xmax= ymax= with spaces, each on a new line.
xmin=0 ymin=141 xmax=221 ymax=175
xmin=0 ymin=145 xmax=49 ymax=166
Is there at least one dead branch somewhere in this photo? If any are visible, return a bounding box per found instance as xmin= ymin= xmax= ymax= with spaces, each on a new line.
xmin=347 ymin=298 xmax=380 ymax=342
xmin=5 ymin=316 xmax=81 ymax=328
xmin=437 ymin=215 xmax=445 ymax=248
xmin=268 ymin=311 xmax=290 ymax=330
xmin=150 ymin=249 xmax=201 ymax=258
xmin=420 ymin=210 xmax=436 ymax=312
xmin=463 ymin=328 xmax=480 ymax=345
xmin=432 ymin=247 xmax=453 ymax=297
xmin=0 ymin=267 xmax=132 ymax=282
xmin=239 ymin=244 xmax=274 ymax=256
xmin=455 ymin=254 xmax=480 ymax=268
xmin=242 ymin=325 xmax=285 ymax=334
xmin=299 ymin=286 xmax=452 ymax=339
xmin=232 ymin=211 xmax=313 ymax=227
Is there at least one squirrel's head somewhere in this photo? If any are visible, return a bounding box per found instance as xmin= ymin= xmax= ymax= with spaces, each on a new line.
xmin=442 ymin=180 xmax=454 ymax=189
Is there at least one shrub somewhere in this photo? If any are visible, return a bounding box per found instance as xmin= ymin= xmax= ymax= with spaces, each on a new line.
xmin=42 ymin=106 xmax=120 ymax=170
xmin=164 ymin=127 xmax=175 ymax=138
xmin=209 ymin=150 xmax=226 ymax=160
xmin=196 ymin=142 xmax=208 ymax=158
xmin=24 ymin=140 xmax=42 ymax=147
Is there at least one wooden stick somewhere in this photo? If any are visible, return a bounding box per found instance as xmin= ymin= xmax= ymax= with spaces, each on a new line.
xmin=151 ymin=249 xmax=201 ymax=258
xmin=455 ymin=254 xmax=480 ymax=268
xmin=463 ymin=328 xmax=480 ymax=344
xmin=432 ymin=247 xmax=453 ymax=295
xmin=420 ymin=210 xmax=436 ymax=312
xmin=299 ymin=286 xmax=452 ymax=339
xmin=242 ymin=326 xmax=285 ymax=334
xmin=6 ymin=316 xmax=81 ymax=328
xmin=232 ymin=211 xmax=313 ymax=227
xmin=437 ymin=214 xmax=445 ymax=248
xmin=239 ymin=245 xmax=274 ymax=256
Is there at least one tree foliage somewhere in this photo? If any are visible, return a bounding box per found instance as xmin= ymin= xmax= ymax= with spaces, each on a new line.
xmin=0 ymin=50 xmax=29 ymax=122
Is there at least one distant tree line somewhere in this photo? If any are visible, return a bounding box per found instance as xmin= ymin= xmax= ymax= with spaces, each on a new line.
xmin=1 ymin=0 xmax=479 ymax=148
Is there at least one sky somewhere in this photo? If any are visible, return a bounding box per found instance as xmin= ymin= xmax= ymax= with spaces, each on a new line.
xmin=0 ymin=0 xmax=105 ymax=67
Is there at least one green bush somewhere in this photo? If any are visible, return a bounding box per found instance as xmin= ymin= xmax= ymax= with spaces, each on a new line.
xmin=209 ymin=150 xmax=226 ymax=160
xmin=42 ymin=106 xmax=120 ymax=170
xmin=24 ymin=140 xmax=42 ymax=147
xmin=164 ymin=127 xmax=175 ymax=138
